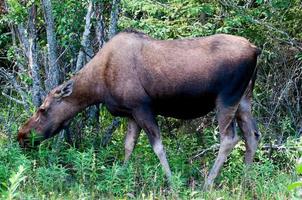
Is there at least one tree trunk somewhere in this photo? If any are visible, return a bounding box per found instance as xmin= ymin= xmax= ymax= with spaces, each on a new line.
xmin=108 ymin=0 xmax=121 ymax=39
xmin=6 ymin=1 xmax=43 ymax=107
xmin=75 ymin=0 xmax=94 ymax=72
xmin=42 ymin=0 xmax=60 ymax=91
xmin=95 ymin=1 xmax=105 ymax=49
xmin=101 ymin=118 xmax=121 ymax=146
xmin=28 ymin=5 xmax=43 ymax=106
xmin=16 ymin=25 xmax=30 ymax=59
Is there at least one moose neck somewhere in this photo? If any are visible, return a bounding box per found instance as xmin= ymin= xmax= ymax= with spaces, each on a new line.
xmin=67 ymin=56 xmax=105 ymax=113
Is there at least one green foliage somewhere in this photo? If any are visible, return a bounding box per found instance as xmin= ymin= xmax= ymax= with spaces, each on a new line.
xmin=3 ymin=0 xmax=28 ymax=24
xmin=52 ymin=0 xmax=88 ymax=48
xmin=288 ymin=162 xmax=302 ymax=199
xmin=0 ymin=143 xmax=30 ymax=185
xmin=120 ymin=0 xmax=218 ymax=39
xmin=1 ymin=0 xmax=302 ymax=199
xmin=36 ymin=165 xmax=68 ymax=192
xmin=1 ymin=165 xmax=27 ymax=200
xmin=0 ymin=124 xmax=299 ymax=199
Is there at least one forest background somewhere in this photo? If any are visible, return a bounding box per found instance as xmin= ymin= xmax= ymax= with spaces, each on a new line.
xmin=0 ymin=0 xmax=302 ymax=199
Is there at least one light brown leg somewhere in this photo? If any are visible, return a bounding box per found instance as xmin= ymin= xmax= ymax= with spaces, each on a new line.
xmin=132 ymin=107 xmax=172 ymax=179
xmin=124 ymin=118 xmax=141 ymax=164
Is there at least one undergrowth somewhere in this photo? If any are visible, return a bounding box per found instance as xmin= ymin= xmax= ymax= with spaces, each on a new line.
xmin=0 ymin=118 xmax=301 ymax=199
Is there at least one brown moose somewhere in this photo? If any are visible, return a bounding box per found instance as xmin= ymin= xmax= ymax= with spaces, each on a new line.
xmin=18 ymin=30 xmax=261 ymax=188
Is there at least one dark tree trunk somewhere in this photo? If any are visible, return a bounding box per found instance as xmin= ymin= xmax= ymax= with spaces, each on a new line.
xmin=95 ymin=1 xmax=105 ymax=49
xmin=16 ymin=25 xmax=30 ymax=59
xmin=76 ymin=0 xmax=94 ymax=72
xmin=101 ymin=118 xmax=121 ymax=147
xmin=28 ymin=5 xmax=43 ymax=106
xmin=42 ymin=0 xmax=60 ymax=91
xmin=108 ymin=0 xmax=120 ymax=39
xmin=100 ymin=0 xmax=122 ymax=144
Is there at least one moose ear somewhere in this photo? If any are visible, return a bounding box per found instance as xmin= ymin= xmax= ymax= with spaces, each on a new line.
xmin=54 ymin=80 xmax=74 ymax=99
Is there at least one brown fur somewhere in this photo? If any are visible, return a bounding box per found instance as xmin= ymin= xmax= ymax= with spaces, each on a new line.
xmin=18 ymin=31 xmax=261 ymax=186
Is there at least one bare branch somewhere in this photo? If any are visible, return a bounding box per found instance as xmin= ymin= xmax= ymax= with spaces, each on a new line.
xmin=0 ymin=67 xmax=29 ymax=111
xmin=1 ymin=92 xmax=26 ymax=105
xmin=190 ymin=144 xmax=220 ymax=161
xmin=252 ymin=19 xmax=302 ymax=51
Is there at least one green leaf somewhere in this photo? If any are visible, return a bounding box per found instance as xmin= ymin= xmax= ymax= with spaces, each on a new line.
xmin=296 ymin=163 xmax=302 ymax=174
xmin=288 ymin=181 xmax=302 ymax=190
xmin=256 ymin=0 xmax=264 ymax=4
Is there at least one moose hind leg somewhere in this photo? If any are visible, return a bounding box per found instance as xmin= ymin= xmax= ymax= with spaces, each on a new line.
xmin=236 ymin=98 xmax=260 ymax=164
xmin=124 ymin=118 xmax=141 ymax=164
xmin=132 ymin=107 xmax=172 ymax=179
xmin=204 ymin=105 xmax=240 ymax=189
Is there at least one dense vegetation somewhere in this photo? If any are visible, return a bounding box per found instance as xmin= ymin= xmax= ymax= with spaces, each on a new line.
xmin=0 ymin=0 xmax=301 ymax=199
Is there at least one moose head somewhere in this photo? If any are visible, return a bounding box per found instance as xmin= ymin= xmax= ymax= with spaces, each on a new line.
xmin=18 ymin=80 xmax=75 ymax=147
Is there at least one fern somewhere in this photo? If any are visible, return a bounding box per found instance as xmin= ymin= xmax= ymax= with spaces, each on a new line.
xmin=1 ymin=165 xmax=27 ymax=200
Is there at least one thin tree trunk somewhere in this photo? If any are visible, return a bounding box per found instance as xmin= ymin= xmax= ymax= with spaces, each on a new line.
xmin=95 ymin=1 xmax=105 ymax=49
xmin=8 ymin=23 xmax=25 ymax=72
xmin=28 ymin=5 xmax=43 ymax=106
xmin=16 ymin=25 xmax=30 ymax=59
xmin=85 ymin=39 xmax=94 ymax=63
xmin=87 ymin=1 xmax=106 ymax=135
xmin=102 ymin=0 xmax=122 ymax=142
xmin=108 ymin=0 xmax=120 ymax=39
xmin=42 ymin=0 xmax=60 ymax=91
xmin=101 ymin=118 xmax=121 ymax=146
xmin=79 ymin=1 xmax=101 ymax=132
xmin=5 ymin=1 xmax=43 ymax=107
xmin=75 ymin=0 xmax=94 ymax=72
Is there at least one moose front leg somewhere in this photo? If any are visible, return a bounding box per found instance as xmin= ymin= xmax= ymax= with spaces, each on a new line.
xmin=132 ymin=107 xmax=172 ymax=179
xmin=124 ymin=118 xmax=141 ymax=164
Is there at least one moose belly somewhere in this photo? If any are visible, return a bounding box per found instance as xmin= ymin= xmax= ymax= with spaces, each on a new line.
xmin=152 ymin=94 xmax=216 ymax=119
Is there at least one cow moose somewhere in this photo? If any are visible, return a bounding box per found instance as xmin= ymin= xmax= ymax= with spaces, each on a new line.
xmin=18 ymin=30 xmax=261 ymax=188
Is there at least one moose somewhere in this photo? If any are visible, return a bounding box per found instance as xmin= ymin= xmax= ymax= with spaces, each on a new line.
xmin=18 ymin=30 xmax=261 ymax=188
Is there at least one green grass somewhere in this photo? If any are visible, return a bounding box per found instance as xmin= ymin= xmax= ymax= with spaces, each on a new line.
xmin=0 ymin=126 xmax=300 ymax=200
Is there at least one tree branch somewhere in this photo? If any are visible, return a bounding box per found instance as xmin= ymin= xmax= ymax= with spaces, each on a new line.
xmin=1 ymin=92 xmax=26 ymax=105
xmin=0 ymin=67 xmax=29 ymax=111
